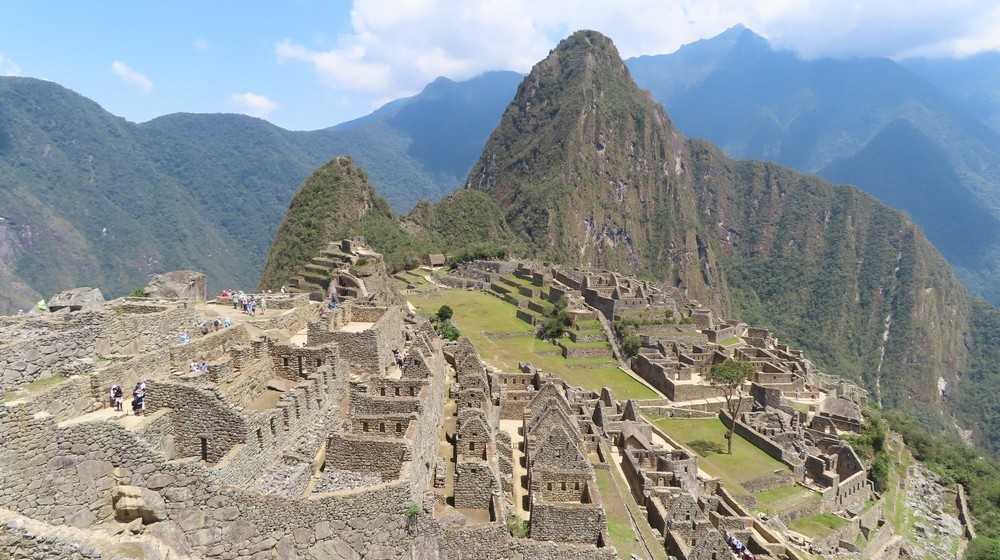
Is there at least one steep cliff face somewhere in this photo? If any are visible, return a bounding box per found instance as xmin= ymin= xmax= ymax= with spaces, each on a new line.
xmin=686 ymin=142 xmax=969 ymax=416
xmin=464 ymin=30 xmax=970 ymax=422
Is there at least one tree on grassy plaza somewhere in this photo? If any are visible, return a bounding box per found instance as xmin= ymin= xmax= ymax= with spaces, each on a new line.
xmin=705 ymin=357 xmax=755 ymax=454
xmin=436 ymin=305 xmax=453 ymax=322
xmin=537 ymin=297 xmax=573 ymax=340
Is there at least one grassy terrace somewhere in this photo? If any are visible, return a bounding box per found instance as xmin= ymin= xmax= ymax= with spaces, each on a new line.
xmin=754 ymin=484 xmax=819 ymax=515
xmin=788 ymin=512 xmax=849 ymax=539
xmin=594 ymin=465 xmax=670 ymax=560
xmin=404 ymin=280 xmax=657 ymax=400
xmin=648 ymin=416 xmax=789 ymax=495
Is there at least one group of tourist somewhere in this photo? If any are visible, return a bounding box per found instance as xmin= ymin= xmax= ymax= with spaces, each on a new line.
xmin=222 ymin=290 xmax=267 ymax=317
xmin=109 ymin=382 xmax=146 ymax=416
xmin=725 ymin=532 xmax=755 ymax=560
xmin=189 ymin=358 xmax=209 ymax=373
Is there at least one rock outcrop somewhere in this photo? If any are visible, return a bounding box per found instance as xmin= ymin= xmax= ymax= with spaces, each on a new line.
xmin=144 ymin=271 xmax=207 ymax=301
xmin=48 ymin=287 xmax=105 ymax=312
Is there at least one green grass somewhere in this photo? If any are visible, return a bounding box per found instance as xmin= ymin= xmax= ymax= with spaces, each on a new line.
xmin=788 ymin=513 xmax=849 ymax=539
xmin=594 ymin=468 xmax=647 ymax=559
xmin=754 ymin=484 xmax=819 ymax=515
xmin=408 ymin=285 xmax=658 ymax=400
xmin=2 ymin=374 xmax=72 ymax=402
xmin=649 ymin=416 xmax=789 ymax=494
xmin=883 ymin=436 xmax=916 ymax=537
xmin=719 ymin=336 xmax=741 ymax=346
xmin=594 ymin=462 xmax=670 ymax=560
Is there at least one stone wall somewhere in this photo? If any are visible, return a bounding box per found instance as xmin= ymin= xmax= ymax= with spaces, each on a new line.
xmin=720 ymin=410 xmax=801 ymax=470
xmin=454 ymin=459 xmax=498 ymax=509
xmin=530 ymin=493 xmax=607 ymax=545
xmin=327 ymin=433 xmax=409 ymax=480
xmin=0 ymin=314 xmax=103 ymax=391
xmin=94 ymin=303 xmax=204 ymax=358
xmin=144 ymin=381 xmax=246 ymax=462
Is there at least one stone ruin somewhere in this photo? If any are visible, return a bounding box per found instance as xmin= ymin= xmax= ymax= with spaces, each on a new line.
xmin=0 ymin=251 xmax=965 ymax=560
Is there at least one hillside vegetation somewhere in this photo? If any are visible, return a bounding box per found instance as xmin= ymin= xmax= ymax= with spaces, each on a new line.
xmin=0 ymin=72 xmax=519 ymax=312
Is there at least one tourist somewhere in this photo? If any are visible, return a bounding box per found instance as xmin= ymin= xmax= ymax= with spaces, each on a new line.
xmin=113 ymin=386 xmax=123 ymax=411
xmin=258 ymin=296 xmax=266 ymax=315
xmin=190 ymin=359 xmax=198 ymax=372
xmin=213 ymin=318 xmax=222 ymax=331
xmin=109 ymin=385 xmax=118 ymax=409
xmin=179 ymin=332 xmax=189 ymax=344
xmin=132 ymin=388 xmax=144 ymax=416
xmin=224 ymin=317 xmax=231 ymax=328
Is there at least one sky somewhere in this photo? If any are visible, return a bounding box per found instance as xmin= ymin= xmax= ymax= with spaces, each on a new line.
xmin=2 ymin=0 xmax=998 ymax=131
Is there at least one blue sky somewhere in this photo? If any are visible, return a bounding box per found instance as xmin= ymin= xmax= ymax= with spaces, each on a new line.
xmin=2 ymin=1 xmax=998 ymax=131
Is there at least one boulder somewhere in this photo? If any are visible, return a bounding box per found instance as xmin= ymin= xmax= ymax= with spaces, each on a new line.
xmin=144 ymin=271 xmax=208 ymax=301
xmin=48 ymin=287 xmax=105 ymax=312
xmin=113 ymin=485 xmax=168 ymax=524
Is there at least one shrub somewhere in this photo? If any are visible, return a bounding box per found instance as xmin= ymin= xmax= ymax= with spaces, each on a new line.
xmin=128 ymin=289 xmax=146 ymax=298
xmin=438 ymin=322 xmax=461 ymax=341
xmin=506 ymin=512 xmax=529 ymax=538
xmin=622 ymin=334 xmax=642 ymax=358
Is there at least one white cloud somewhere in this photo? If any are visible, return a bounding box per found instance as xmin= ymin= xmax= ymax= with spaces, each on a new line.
xmin=0 ymin=52 xmax=21 ymax=76
xmin=111 ymin=60 xmax=152 ymax=92
xmin=276 ymin=0 xmax=1000 ymax=105
xmin=194 ymin=39 xmax=212 ymax=52
xmin=230 ymin=92 xmax=279 ymax=118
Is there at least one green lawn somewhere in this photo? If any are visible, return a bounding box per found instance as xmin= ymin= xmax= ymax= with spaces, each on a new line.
xmin=788 ymin=513 xmax=849 ymax=539
xmin=754 ymin=484 xmax=819 ymax=515
xmin=408 ymin=286 xmax=658 ymax=400
xmin=648 ymin=416 xmax=789 ymax=494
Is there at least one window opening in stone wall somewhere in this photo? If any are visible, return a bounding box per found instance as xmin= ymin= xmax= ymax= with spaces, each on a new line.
xmin=561 ymin=482 xmax=566 ymax=490
xmin=282 ymin=408 xmax=289 ymax=428
xmin=257 ymin=428 xmax=263 ymax=450
xmin=379 ymin=422 xmax=385 ymax=433
xmin=283 ymin=357 xmax=289 ymax=367
xmin=410 ymin=387 xmax=415 ymax=396
xmin=395 ymin=422 xmax=402 ymax=434
xmin=316 ymin=358 xmax=322 ymax=367
xmin=297 ymin=356 xmax=303 ymax=377
xmin=575 ymin=482 xmax=580 ymax=490
xmin=469 ymin=442 xmax=475 ymax=451
xmin=200 ymin=437 xmax=208 ymax=461
xmin=395 ymin=387 xmax=400 ymax=396
xmin=362 ymin=421 xmax=369 ymax=432
xmin=380 ymin=387 xmax=386 ymax=396
xmin=547 ymin=483 xmax=552 ymax=491
xmin=270 ymin=417 xmax=276 ymax=437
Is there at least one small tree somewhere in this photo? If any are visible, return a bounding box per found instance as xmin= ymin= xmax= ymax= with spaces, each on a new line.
xmin=705 ymin=358 xmax=755 ymax=454
xmin=436 ymin=305 xmax=454 ymax=322
xmin=537 ymin=297 xmax=573 ymax=340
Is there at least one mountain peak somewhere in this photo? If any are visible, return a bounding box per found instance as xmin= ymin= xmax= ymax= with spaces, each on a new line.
xmin=465 ymin=31 xmax=706 ymax=293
